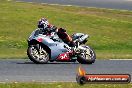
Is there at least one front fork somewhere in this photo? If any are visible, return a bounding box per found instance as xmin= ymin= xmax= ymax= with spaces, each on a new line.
xmin=76 ymin=45 xmax=91 ymax=57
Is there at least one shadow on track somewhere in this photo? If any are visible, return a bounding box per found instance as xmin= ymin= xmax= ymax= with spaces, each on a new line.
xmin=17 ymin=61 xmax=80 ymax=64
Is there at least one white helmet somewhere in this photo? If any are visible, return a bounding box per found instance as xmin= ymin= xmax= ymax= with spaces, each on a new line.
xmin=38 ymin=18 xmax=49 ymax=29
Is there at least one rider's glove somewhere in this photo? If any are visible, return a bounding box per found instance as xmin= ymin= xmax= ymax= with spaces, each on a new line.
xmin=58 ymin=28 xmax=66 ymax=32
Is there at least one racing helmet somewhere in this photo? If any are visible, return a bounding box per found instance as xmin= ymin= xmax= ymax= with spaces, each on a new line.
xmin=38 ymin=18 xmax=49 ymax=29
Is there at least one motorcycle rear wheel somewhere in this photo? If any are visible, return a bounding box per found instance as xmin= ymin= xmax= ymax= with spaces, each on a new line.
xmin=27 ymin=44 xmax=49 ymax=64
xmin=77 ymin=46 xmax=96 ymax=64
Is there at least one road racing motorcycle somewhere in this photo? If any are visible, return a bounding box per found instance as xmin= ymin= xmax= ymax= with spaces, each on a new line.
xmin=27 ymin=28 xmax=96 ymax=64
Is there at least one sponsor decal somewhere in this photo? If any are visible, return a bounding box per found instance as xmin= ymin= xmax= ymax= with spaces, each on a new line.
xmin=37 ymin=38 xmax=43 ymax=42
xmin=57 ymin=52 xmax=70 ymax=61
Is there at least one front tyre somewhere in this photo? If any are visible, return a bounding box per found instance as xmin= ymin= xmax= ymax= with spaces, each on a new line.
xmin=77 ymin=46 xmax=96 ymax=64
xmin=27 ymin=44 xmax=49 ymax=64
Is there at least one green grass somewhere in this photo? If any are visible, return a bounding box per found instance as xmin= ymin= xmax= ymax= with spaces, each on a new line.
xmin=0 ymin=0 xmax=132 ymax=59
xmin=0 ymin=82 xmax=132 ymax=88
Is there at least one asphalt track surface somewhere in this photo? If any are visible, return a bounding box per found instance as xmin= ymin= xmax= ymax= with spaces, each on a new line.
xmin=17 ymin=0 xmax=132 ymax=10
xmin=0 ymin=59 xmax=132 ymax=82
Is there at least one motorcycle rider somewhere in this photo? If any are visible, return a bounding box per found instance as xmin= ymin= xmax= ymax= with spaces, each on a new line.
xmin=37 ymin=18 xmax=76 ymax=47
xmin=37 ymin=18 xmax=57 ymax=34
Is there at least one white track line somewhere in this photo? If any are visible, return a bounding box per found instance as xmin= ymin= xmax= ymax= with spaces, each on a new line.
xmin=41 ymin=3 xmax=73 ymax=7
xmin=110 ymin=59 xmax=132 ymax=60
xmin=16 ymin=1 xmax=73 ymax=7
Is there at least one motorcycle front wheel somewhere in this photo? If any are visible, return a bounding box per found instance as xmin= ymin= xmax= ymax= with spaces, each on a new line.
xmin=27 ymin=44 xmax=49 ymax=64
xmin=77 ymin=45 xmax=96 ymax=64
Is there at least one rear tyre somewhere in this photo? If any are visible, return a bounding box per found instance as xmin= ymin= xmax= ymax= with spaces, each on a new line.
xmin=77 ymin=46 xmax=96 ymax=64
xmin=27 ymin=44 xmax=49 ymax=64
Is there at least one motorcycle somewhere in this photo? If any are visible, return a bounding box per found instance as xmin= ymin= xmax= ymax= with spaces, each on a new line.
xmin=27 ymin=28 xmax=96 ymax=64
